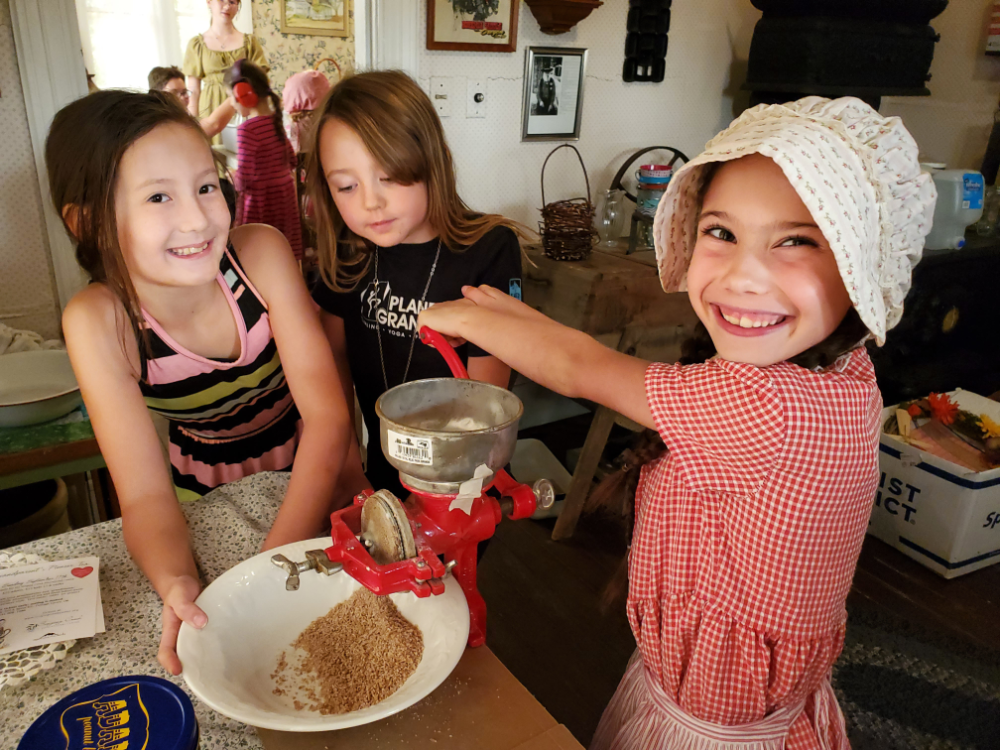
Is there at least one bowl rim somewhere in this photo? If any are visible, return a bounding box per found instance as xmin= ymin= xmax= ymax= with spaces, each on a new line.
xmin=375 ymin=378 xmax=524 ymax=437
xmin=176 ymin=537 xmax=471 ymax=731
xmin=0 ymin=349 xmax=80 ymax=406
xmin=0 ymin=386 xmax=81 ymax=408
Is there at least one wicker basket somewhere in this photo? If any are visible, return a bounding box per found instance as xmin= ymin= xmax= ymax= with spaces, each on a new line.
xmin=539 ymin=144 xmax=597 ymax=262
xmin=313 ymin=57 xmax=344 ymax=79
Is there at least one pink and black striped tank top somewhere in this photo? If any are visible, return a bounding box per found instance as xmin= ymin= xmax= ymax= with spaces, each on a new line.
xmin=138 ymin=244 xmax=301 ymax=501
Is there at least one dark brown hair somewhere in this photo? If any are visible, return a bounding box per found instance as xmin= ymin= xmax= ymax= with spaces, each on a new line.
xmin=148 ymin=66 xmax=184 ymax=92
xmin=45 ymin=89 xmax=220 ymax=358
xmin=224 ymin=60 xmax=284 ymax=141
xmin=304 ymin=70 xmax=529 ymax=292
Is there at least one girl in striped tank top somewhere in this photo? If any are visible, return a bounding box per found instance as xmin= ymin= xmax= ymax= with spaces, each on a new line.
xmin=47 ymin=89 xmax=353 ymax=676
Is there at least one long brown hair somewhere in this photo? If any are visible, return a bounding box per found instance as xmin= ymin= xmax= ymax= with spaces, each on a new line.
xmin=304 ymin=70 xmax=529 ymax=292
xmin=45 ymin=89 xmax=221 ymax=358
xmin=224 ymin=59 xmax=285 ymax=142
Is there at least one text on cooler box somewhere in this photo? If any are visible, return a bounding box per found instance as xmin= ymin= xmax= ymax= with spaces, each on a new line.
xmin=871 ymin=390 xmax=1000 ymax=578
xmin=387 ymin=430 xmax=434 ymax=466
xmin=873 ymin=470 xmax=922 ymax=523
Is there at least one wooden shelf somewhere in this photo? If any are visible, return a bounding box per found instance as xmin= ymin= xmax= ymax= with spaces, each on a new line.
xmin=524 ymin=0 xmax=603 ymax=35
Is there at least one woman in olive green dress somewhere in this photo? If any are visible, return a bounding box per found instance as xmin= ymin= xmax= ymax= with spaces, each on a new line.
xmin=184 ymin=0 xmax=268 ymax=145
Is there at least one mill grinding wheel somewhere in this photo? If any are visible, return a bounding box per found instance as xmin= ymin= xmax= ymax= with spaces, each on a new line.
xmin=360 ymin=490 xmax=417 ymax=565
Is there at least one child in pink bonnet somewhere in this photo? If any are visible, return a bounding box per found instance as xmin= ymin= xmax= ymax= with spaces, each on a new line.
xmin=283 ymin=70 xmax=331 ymax=154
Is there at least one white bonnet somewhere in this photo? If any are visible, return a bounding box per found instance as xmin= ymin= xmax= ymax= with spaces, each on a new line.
xmin=652 ymin=96 xmax=937 ymax=346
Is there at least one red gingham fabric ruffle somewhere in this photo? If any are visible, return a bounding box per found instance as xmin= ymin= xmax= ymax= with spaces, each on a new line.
xmin=610 ymin=348 xmax=881 ymax=750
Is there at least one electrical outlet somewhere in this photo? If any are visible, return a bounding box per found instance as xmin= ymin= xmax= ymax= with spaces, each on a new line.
xmin=467 ymin=78 xmax=486 ymax=118
xmin=430 ymin=77 xmax=451 ymax=118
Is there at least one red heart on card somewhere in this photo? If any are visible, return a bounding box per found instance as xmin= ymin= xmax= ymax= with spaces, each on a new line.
xmin=71 ymin=566 xmax=93 ymax=578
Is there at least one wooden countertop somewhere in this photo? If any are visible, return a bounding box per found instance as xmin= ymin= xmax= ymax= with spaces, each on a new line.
xmin=258 ymin=646 xmax=583 ymax=750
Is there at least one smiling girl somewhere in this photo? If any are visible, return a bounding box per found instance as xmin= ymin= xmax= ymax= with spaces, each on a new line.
xmin=419 ymin=98 xmax=936 ymax=749
xmin=303 ymin=70 xmax=526 ymax=502
xmin=46 ymin=90 xmax=352 ymax=675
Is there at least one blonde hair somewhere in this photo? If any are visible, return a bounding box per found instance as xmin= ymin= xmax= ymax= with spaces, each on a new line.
xmin=304 ymin=70 xmax=528 ymax=291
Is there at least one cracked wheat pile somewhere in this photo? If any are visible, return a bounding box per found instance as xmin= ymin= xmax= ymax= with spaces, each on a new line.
xmin=271 ymin=587 xmax=423 ymax=714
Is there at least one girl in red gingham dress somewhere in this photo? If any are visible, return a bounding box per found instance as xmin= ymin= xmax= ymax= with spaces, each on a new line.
xmin=420 ymin=97 xmax=936 ymax=750
xmin=226 ymin=60 xmax=303 ymax=259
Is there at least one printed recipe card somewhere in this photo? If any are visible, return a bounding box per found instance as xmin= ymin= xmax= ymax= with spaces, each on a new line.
xmin=0 ymin=557 xmax=104 ymax=654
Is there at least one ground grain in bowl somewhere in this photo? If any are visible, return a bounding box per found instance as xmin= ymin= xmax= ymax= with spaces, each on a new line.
xmin=271 ymin=587 xmax=424 ymax=714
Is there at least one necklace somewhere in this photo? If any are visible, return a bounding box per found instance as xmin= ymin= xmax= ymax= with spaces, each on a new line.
xmin=206 ymin=27 xmax=240 ymax=51
xmin=374 ymin=239 xmax=442 ymax=391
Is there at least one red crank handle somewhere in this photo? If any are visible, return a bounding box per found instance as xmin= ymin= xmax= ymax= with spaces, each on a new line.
xmin=419 ymin=326 xmax=470 ymax=380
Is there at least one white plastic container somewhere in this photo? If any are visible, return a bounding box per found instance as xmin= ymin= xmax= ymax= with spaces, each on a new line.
xmin=869 ymin=390 xmax=1000 ymax=579
xmin=923 ymin=168 xmax=984 ymax=251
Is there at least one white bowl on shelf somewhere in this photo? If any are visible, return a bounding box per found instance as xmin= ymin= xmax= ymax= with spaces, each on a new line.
xmin=0 ymin=350 xmax=82 ymax=428
xmin=177 ymin=537 xmax=470 ymax=732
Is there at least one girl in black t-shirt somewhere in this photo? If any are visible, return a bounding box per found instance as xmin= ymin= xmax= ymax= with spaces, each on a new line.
xmin=303 ymin=70 xmax=527 ymax=503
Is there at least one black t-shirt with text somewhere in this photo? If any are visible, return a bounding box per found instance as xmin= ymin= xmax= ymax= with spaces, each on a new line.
xmin=312 ymin=226 xmax=523 ymax=498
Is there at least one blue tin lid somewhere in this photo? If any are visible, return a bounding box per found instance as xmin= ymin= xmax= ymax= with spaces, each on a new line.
xmin=18 ymin=675 xmax=198 ymax=750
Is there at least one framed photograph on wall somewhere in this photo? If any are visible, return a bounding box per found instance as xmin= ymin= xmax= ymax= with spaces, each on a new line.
xmin=280 ymin=0 xmax=352 ymax=37
xmin=427 ymin=0 xmax=519 ymax=53
xmin=521 ymin=46 xmax=587 ymax=142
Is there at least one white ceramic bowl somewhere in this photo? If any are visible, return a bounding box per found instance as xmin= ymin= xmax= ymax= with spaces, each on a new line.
xmin=177 ymin=538 xmax=470 ymax=731
xmin=0 ymin=350 xmax=82 ymax=428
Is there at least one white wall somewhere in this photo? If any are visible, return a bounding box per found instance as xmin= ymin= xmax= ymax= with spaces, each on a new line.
xmin=0 ymin=0 xmax=60 ymax=339
xmin=416 ymin=0 xmax=761 ymax=227
xmin=881 ymin=0 xmax=1000 ymax=170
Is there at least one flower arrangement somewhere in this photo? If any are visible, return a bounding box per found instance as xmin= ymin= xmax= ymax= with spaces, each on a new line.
xmin=884 ymin=392 xmax=1000 ymax=471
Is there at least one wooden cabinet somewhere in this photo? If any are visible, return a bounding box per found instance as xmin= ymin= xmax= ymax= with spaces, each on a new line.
xmin=522 ymin=242 xmax=697 ymax=344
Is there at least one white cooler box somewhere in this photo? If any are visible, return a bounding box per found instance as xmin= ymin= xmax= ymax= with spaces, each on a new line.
xmin=869 ymin=389 xmax=1000 ymax=579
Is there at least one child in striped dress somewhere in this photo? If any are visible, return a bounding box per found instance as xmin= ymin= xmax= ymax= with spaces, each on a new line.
xmin=226 ymin=60 xmax=303 ymax=259
xmin=420 ymin=98 xmax=936 ymax=749
xmin=47 ymin=89 xmax=353 ymax=676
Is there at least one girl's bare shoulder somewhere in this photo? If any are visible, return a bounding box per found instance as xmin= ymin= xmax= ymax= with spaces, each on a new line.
xmin=229 ymin=224 xmax=293 ymax=266
xmin=228 ymin=224 xmax=301 ymax=299
xmin=63 ymin=283 xmax=124 ymax=331
xmin=62 ymin=283 xmax=139 ymax=372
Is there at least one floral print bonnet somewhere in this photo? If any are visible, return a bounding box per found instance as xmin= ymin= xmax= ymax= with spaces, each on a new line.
xmin=652 ymin=97 xmax=937 ymax=346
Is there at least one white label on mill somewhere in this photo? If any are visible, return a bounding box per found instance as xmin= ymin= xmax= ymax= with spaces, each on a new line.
xmin=387 ymin=430 xmax=434 ymax=465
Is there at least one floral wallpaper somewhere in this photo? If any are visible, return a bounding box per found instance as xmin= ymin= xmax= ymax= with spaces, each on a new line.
xmin=250 ymin=0 xmax=354 ymax=92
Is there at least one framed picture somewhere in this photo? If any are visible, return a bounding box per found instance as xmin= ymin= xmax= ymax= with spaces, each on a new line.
xmin=521 ymin=46 xmax=587 ymax=142
xmin=280 ymin=0 xmax=352 ymax=37
xmin=427 ymin=0 xmax=519 ymax=53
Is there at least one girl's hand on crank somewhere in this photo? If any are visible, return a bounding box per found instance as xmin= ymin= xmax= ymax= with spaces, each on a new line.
xmin=419 ymin=285 xmax=544 ymax=345
xmin=461 ymin=284 xmax=548 ymax=322
xmin=158 ymin=574 xmax=206 ymax=676
xmin=418 ymin=298 xmax=476 ymax=344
